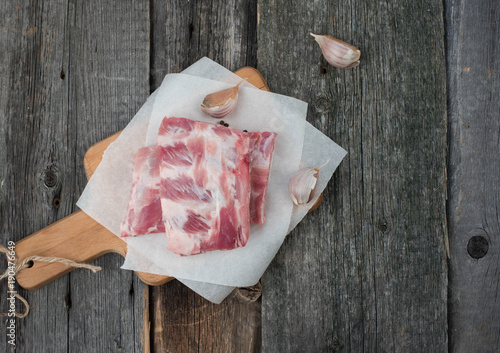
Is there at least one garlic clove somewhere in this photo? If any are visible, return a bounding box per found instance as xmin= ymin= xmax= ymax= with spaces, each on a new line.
xmin=289 ymin=161 xmax=329 ymax=206
xmin=201 ymin=81 xmax=243 ymax=119
xmin=310 ymin=33 xmax=361 ymax=69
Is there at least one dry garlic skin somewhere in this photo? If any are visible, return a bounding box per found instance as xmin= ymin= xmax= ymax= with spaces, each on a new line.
xmin=201 ymin=81 xmax=242 ymax=119
xmin=289 ymin=168 xmax=320 ymax=205
xmin=310 ymin=33 xmax=361 ymax=69
xmin=289 ymin=161 xmax=329 ymax=205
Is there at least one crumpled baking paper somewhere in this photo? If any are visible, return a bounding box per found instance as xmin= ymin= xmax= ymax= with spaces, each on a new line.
xmin=77 ymin=58 xmax=347 ymax=303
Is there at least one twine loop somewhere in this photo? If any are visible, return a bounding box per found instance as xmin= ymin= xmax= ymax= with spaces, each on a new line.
xmin=0 ymin=244 xmax=101 ymax=318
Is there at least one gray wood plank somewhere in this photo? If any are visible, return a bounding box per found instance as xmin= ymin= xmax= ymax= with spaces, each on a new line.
xmin=446 ymin=0 xmax=500 ymax=352
xmin=0 ymin=0 xmax=149 ymax=352
xmin=149 ymin=1 xmax=261 ymax=352
xmin=0 ymin=1 xmax=71 ymax=352
xmin=257 ymin=1 xmax=448 ymax=352
xmin=67 ymin=1 xmax=149 ymax=352
xmin=150 ymin=0 xmax=258 ymax=88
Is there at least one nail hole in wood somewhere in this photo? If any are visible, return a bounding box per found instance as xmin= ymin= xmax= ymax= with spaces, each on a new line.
xmin=320 ymin=65 xmax=328 ymax=74
xmin=60 ymin=69 xmax=65 ymax=80
xmin=467 ymin=235 xmax=489 ymax=259
xmin=26 ymin=260 xmax=34 ymax=268
xmin=53 ymin=197 xmax=61 ymax=208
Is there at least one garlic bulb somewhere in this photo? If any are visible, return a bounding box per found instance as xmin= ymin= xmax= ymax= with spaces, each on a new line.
xmin=289 ymin=162 xmax=328 ymax=205
xmin=201 ymin=81 xmax=243 ymax=119
xmin=310 ymin=33 xmax=361 ymax=69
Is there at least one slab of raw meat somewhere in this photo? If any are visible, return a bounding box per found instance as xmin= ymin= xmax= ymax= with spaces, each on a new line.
xmin=120 ymin=146 xmax=165 ymax=237
xmin=249 ymin=131 xmax=277 ymax=225
xmin=157 ymin=117 xmax=252 ymax=256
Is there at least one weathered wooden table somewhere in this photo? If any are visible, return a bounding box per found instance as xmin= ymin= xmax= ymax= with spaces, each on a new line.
xmin=0 ymin=1 xmax=498 ymax=352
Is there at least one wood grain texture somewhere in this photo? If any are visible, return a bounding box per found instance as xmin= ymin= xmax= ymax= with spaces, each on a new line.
xmin=66 ymin=1 xmax=149 ymax=352
xmin=150 ymin=0 xmax=258 ymax=88
xmin=0 ymin=0 xmax=149 ymax=352
xmin=153 ymin=284 xmax=261 ymax=353
xmin=0 ymin=1 xmax=73 ymax=352
xmin=446 ymin=0 xmax=500 ymax=352
xmin=258 ymin=1 xmax=448 ymax=352
xmin=149 ymin=1 xmax=261 ymax=352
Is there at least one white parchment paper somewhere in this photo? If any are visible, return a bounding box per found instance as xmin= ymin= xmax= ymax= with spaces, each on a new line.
xmin=77 ymin=58 xmax=347 ymax=303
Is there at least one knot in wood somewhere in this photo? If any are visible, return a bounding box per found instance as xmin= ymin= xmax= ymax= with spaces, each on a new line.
xmin=315 ymin=97 xmax=332 ymax=115
xmin=467 ymin=235 xmax=489 ymax=259
xmin=378 ymin=218 xmax=388 ymax=232
xmin=43 ymin=165 xmax=58 ymax=188
xmin=235 ymin=282 xmax=262 ymax=303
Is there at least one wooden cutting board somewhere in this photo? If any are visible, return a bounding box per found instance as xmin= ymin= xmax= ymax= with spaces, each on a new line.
xmin=15 ymin=67 xmax=320 ymax=290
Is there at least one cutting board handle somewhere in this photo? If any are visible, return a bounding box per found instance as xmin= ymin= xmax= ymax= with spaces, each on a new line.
xmin=15 ymin=210 xmax=171 ymax=290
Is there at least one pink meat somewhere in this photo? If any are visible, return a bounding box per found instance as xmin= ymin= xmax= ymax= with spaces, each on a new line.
xmin=157 ymin=117 xmax=251 ymax=256
xmin=120 ymin=146 xmax=165 ymax=237
xmin=249 ymin=132 xmax=278 ymax=225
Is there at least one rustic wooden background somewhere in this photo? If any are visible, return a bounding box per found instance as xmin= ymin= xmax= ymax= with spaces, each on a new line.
xmin=0 ymin=0 xmax=497 ymax=352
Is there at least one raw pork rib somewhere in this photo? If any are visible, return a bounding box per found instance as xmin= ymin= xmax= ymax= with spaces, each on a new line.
xmin=120 ymin=117 xmax=278 ymax=255
xmin=249 ymin=132 xmax=277 ymax=225
xmin=120 ymin=146 xmax=165 ymax=237
xmin=157 ymin=117 xmax=251 ymax=256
